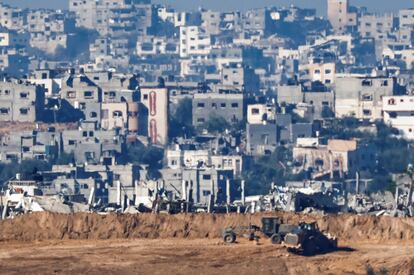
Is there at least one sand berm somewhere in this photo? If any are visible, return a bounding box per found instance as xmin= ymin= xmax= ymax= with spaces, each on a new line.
xmin=1 ymin=212 xmax=414 ymax=242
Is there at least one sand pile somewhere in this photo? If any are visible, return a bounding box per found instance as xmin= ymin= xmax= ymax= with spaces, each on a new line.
xmin=1 ymin=212 xmax=414 ymax=242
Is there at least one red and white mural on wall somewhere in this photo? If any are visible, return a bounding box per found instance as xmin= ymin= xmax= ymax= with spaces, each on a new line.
xmin=141 ymin=88 xmax=168 ymax=145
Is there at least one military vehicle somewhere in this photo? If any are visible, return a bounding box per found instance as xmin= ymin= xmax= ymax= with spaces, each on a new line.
xmin=222 ymin=217 xmax=337 ymax=256
xmin=284 ymin=222 xmax=337 ymax=256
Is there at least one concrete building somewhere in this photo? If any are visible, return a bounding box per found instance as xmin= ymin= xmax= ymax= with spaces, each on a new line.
xmin=179 ymin=26 xmax=211 ymax=58
xmin=247 ymin=104 xmax=276 ymax=124
xmin=359 ymin=14 xmax=396 ymax=39
xmin=0 ymin=129 xmax=61 ymax=163
xmin=201 ymin=10 xmax=221 ymax=35
xmin=327 ymin=0 xmax=356 ymax=33
xmin=61 ymin=73 xmax=102 ymax=109
xmin=69 ymin=0 xmax=152 ymax=38
xmin=335 ymin=76 xmax=395 ymax=120
xmin=192 ymin=91 xmax=244 ymax=127
xmin=0 ymin=79 xmax=44 ymax=122
xmin=300 ymin=63 xmax=336 ymax=85
xmin=161 ymin=167 xmax=236 ymax=205
xmin=246 ymin=123 xmax=278 ymax=156
xmin=136 ymin=36 xmax=179 ymax=57
xmin=0 ymin=3 xmax=24 ymax=31
xmin=399 ymin=9 xmax=414 ymax=28
xmin=139 ymin=87 xmax=169 ymax=145
xmin=383 ymin=96 xmax=414 ymax=140
xmin=221 ymin=63 xmax=260 ymax=94
xmin=293 ymin=139 xmax=376 ymax=178
xmin=61 ymin=122 xmax=124 ymax=165
xmin=0 ymin=30 xmax=29 ymax=48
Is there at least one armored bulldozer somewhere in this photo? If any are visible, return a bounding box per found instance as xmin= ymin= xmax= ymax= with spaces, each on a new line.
xmin=284 ymin=222 xmax=337 ymax=256
xmin=222 ymin=217 xmax=337 ymax=256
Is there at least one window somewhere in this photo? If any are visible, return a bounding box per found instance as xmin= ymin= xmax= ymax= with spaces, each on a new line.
xmin=252 ymin=108 xmax=260 ymax=114
xmin=231 ymin=103 xmax=239 ymax=108
xmin=113 ymin=111 xmax=123 ymax=117
xmin=362 ymin=94 xmax=373 ymax=101
xmin=203 ymin=190 xmax=211 ymax=196
xmin=388 ymin=98 xmax=396 ymax=105
xmin=84 ymin=91 xmax=93 ymax=98
xmin=143 ymin=94 xmax=148 ymax=100
xmin=68 ymin=140 xmax=76 ymax=145
xmin=389 ymin=112 xmax=398 ymax=118
xmin=363 ymin=109 xmax=372 ymax=116
xmin=197 ymin=118 xmax=205 ymax=123
xmin=197 ymin=102 xmax=205 ymax=108
xmin=362 ymin=79 xmax=372 ymax=86
xmin=314 ymin=69 xmax=321 ymax=74
xmin=19 ymin=108 xmax=28 ymax=115
xmin=67 ymin=91 xmax=76 ymax=98
xmin=0 ymin=108 xmax=9 ymax=114
xmin=211 ymin=103 xmax=217 ymax=108
xmin=90 ymin=112 xmax=97 ymax=118
xmin=20 ymin=92 xmax=28 ymax=99
xmin=203 ymin=174 xmax=211 ymax=180
xmin=325 ymin=69 xmax=332 ymax=74
xmin=381 ymin=80 xmax=388 ymax=86
xmin=220 ymin=103 xmax=226 ymax=108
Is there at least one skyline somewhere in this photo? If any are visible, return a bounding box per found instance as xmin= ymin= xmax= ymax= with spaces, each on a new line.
xmin=1 ymin=0 xmax=413 ymax=14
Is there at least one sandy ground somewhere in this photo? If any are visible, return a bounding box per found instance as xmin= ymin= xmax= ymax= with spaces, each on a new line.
xmin=0 ymin=239 xmax=413 ymax=275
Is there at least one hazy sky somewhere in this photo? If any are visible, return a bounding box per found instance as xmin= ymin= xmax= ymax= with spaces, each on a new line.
xmin=1 ymin=0 xmax=413 ymax=14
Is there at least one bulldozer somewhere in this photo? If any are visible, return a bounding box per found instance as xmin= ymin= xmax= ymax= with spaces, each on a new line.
xmin=222 ymin=217 xmax=337 ymax=256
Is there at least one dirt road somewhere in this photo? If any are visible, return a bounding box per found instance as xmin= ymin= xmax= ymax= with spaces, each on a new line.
xmin=0 ymin=239 xmax=413 ymax=275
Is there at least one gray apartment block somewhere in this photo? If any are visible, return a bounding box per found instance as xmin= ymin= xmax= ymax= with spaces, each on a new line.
xmin=69 ymin=0 xmax=152 ymax=38
xmin=277 ymin=84 xmax=303 ymax=105
xmin=0 ymin=79 xmax=44 ymax=122
xmin=61 ymin=73 xmax=102 ymax=107
xmin=303 ymin=91 xmax=334 ymax=120
xmin=192 ymin=92 xmax=244 ymax=127
xmin=0 ymin=129 xmax=60 ymax=163
xmin=335 ymin=76 xmax=396 ymax=119
xmin=61 ymin=122 xmax=124 ymax=165
xmin=161 ymin=167 xmax=235 ymax=205
xmin=246 ymin=123 xmax=278 ymax=155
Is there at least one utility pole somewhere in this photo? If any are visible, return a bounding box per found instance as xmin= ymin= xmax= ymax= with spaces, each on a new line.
xmin=407 ymin=164 xmax=414 ymax=207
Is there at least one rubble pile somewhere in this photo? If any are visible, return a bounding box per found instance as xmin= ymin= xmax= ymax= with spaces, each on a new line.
xmin=2 ymin=212 xmax=414 ymax=242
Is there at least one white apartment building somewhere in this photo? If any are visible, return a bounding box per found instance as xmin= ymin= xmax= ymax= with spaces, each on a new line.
xmin=383 ymin=96 xmax=414 ymax=140
xmin=247 ymin=104 xmax=276 ymax=124
xmin=179 ymin=26 xmax=211 ymax=58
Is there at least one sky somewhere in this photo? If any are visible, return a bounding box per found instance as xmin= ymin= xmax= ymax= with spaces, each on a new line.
xmin=1 ymin=0 xmax=413 ymax=15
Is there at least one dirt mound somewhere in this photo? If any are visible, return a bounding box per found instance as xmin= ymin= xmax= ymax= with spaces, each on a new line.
xmin=1 ymin=212 xmax=414 ymax=242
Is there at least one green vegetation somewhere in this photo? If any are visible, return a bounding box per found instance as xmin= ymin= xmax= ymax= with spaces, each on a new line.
xmin=169 ymin=98 xmax=195 ymax=139
xmin=242 ymin=147 xmax=293 ymax=195
xmin=202 ymin=114 xmax=231 ymax=133
xmin=120 ymin=142 xmax=165 ymax=180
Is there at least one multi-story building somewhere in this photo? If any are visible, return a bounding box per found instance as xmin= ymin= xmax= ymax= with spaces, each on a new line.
xmin=359 ymin=14 xmax=396 ymax=39
xmin=0 ymin=3 xmax=25 ymax=31
xmin=399 ymin=9 xmax=414 ymax=28
xmin=335 ymin=75 xmax=396 ymax=120
xmin=0 ymin=79 xmax=44 ymax=122
xmin=327 ymin=0 xmax=356 ymax=34
xmin=192 ymin=91 xmax=244 ymax=127
xmin=69 ymin=0 xmax=152 ymax=38
xmin=179 ymin=26 xmax=211 ymax=58
xmin=383 ymin=96 xmax=414 ymax=140
xmin=139 ymin=87 xmax=169 ymax=145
